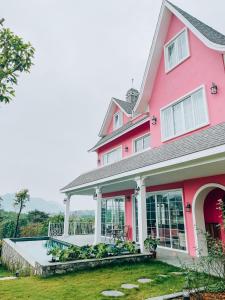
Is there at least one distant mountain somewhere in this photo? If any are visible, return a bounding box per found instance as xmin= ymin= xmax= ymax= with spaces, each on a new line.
xmin=1 ymin=193 xmax=63 ymax=214
xmin=71 ymin=210 xmax=95 ymax=217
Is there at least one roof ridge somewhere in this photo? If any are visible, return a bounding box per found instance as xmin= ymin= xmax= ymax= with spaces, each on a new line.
xmin=166 ymin=0 xmax=225 ymax=45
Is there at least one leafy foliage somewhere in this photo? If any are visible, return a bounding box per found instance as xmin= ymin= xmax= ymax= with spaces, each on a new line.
xmin=14 ymin=189 xmax=30 ymax=237
xmin=47 ymin=241 xmax=139 ymax=262
xmin=0 ymin=27 xmax=35 ymax=103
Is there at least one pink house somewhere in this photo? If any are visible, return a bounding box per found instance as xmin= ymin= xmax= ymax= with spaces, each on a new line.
xmin=61 ymin=1 xmax=225 ymax=258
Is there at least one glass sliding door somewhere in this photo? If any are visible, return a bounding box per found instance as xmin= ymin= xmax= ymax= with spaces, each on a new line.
xmin=101 ymin=198 xmax=125 ymax=236
xmin=146 ymin=190 xmax=186 ymax=251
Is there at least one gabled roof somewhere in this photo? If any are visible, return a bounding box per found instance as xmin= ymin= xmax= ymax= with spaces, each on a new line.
xmin=61 ymin=122 xmax=225 ymax=192
xmin=89 ymin=115 xmax=149 ymax=152
xmin=134 ymin=0 xmax=225 ymax=114
xmin=98 ymin=97 xmax=138 ymax=137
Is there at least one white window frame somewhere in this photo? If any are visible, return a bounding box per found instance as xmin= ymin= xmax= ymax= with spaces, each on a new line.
xmin=133 ymin=133 xmax=151 ymax=153
xmin=147 ymin=188 xmax=188 ymax=254
xmin=160 ymin=85 xmax=209 ymax=142
xmin=164 ymin=28 xmax=190 ymax=73
xmin=102 ymin=145 xmax=122 ymax=166
xmin=113 ymin=111 xmax=123 ymax=130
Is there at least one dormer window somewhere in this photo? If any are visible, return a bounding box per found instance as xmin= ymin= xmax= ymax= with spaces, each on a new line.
xmin=165 ymin=28 xmax=189 ymax=72
xmin=113 ymin=111 xmax=123 ymax=130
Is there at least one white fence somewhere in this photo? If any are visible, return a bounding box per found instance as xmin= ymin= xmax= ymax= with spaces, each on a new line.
xmin=48 ymin=222 xmax=95 ymax=237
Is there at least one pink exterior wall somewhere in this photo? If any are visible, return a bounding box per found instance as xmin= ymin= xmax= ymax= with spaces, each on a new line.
xmin=149 ymin=15 xmax=225 ymax=148
xmin=98 ymin=121 xmax=150 ymax=165
xmin=103 ymin=175 xmax=225 ymax=255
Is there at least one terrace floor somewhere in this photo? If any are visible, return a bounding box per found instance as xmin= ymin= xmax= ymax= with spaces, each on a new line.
xmin=55 ymin=234 xmax=95 ymax=246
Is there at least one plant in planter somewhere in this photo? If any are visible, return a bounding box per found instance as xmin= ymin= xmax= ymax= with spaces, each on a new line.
xmin=144 ymin=236 xmax=159 ymax=258
xmin=47 ymin=246 xmax=61 ymax=262
xmin=123 ymin=241 xmax=137 ymax=254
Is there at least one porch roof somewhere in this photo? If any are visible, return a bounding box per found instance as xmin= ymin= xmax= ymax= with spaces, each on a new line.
xmin=61 ymin=122 xmax=225 ymax=193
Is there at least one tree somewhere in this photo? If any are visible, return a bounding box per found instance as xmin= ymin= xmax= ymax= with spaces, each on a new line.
xmin=27 ymin=210 xmax=49 ymax=223
xmin=14 ymin=189 xmax=30 ymax=237
xmin=0 ymin=25 xmax=35 ymax=103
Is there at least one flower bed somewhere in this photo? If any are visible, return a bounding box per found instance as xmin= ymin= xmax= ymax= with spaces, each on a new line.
xmin=47 ymin=240 xmax=138 ymax=262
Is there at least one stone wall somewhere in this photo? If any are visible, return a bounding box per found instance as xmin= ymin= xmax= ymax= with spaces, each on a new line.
xmin=35 ymin=254 xmax=152 ymax=277
xmin=2 ymin=239 xmax=34 ymax=276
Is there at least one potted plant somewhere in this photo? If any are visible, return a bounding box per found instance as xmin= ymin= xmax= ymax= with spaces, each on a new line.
xmin=144 ymin=236 xmax=159 ymax=258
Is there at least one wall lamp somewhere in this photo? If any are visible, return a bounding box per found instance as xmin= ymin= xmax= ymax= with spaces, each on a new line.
xmin=126 ymin=195 xmax=131 ymax=201
xmin=210 ymin=82 xmax=218 ymax=94
xmin=97 ymin=159 xmax=101 ymax=164
xmin=151 ymin=115 xmax=157 ymax=125
xmin=134 ymin=186 xmax=140 ymax=195
xmin=185 ymin=202 xmax=192 ymax=212
xmin=124 ymin=146 xmax=129 ymax=152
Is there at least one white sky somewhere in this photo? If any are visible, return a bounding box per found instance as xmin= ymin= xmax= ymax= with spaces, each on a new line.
xmin=0 ymin=0 xmax=224 ymax=210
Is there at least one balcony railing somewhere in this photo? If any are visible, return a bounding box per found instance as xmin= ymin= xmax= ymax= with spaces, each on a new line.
xmin=48 ymin=221 xmax=95 ymax=237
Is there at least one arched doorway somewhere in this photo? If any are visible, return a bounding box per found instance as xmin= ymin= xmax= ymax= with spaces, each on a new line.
xmin=193 ymin=183 xmax=225 ymax=256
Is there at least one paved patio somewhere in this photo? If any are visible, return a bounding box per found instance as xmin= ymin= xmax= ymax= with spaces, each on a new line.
xmin=55 ymin=234 xmax=95 ymax=246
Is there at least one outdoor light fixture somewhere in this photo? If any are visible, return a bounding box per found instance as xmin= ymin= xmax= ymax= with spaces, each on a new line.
xmin=151 ymin=115 xmax=157 ymax=125
xmin=126 ymin=195 xmax=131 ymax=201
xmin=135 ymin=186 xmax=140 ymax=195
xmin=210 ymin=82 xmax=218 ymax=94
xmin=185 ymin=202 xmax=192 ymax=212
xmin=94 ymin=193 xmax=97 ymax=199
xmin=63 ymin=198 xmax=67 ymax=204
xmin=97 ymin=159 xmax=101 ymax=164
xmin=125 ymin=146 xmax=129 ymax=152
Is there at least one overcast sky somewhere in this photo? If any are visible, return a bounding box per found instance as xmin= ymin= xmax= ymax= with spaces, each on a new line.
xmin=0 ymin=0 xmax=224 ymax=211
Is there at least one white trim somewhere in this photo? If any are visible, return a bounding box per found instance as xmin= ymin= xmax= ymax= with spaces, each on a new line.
xmin=113 ymin=111 xmax=123 ymax=130
xmin=98 ymin=98 xmax=131 ymax=137
xmin=147 ymin=188 xmax=188 ymax=253
xmin=132 ymin=133 xmax=151 ymax=154
xmin=61 ymin=144 xmax=225 ymax=193
xmin=164 ymin=27 xmax=190 ymax=73
xmin=192 ymin=183 xmax=225 ymax=256
xmin=134 ymin=0 xmax=225 ymax=114
xmin=160 ymin=85 xmax=209 ymax=142
xmin=89 ymin=117 xmax=150 ymax=152
xmin=102 ymin=145 xmax=122 ymax=166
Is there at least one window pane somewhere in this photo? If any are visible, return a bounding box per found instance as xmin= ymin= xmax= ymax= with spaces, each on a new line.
xmin=135 ymin=138 xmax=143 ymax=152
xmin=173 ymin=101 xmax=184 ymax=135
xmin=167 ymin=42 xmax=176 ymax=69
xmin=177 ymin=31 xmax=188 ymax=60
xmin=192 ymin=89 xmax=207 ymax=126
xmin=143 ymin=135 xmax=150 ymax=149
xmin=183 ymin=96 xmax=194 ymax=131
xmin=114 ymin=112 xmax=122 ymax=129
xmin=162 ymin=107 xmax=174 ymax=139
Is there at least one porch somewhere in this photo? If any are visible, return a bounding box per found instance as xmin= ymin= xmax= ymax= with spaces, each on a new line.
xmin=60 ymin=123 xmax=225 ymax=257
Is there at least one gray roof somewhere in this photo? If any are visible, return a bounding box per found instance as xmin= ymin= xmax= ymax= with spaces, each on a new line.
xmin=89 ymin=116 xmax=149 ymax=151
xmin=113 ymin=98 xmax=137 ymax=115
xmin=168 ymin=1 xmax=225 ymax=46
xmin=62 ymin=122 xmax=225 ymax=191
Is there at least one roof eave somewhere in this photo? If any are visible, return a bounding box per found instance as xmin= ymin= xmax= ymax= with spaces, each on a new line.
xmin=134 ymin=0 xmax=225 ymax=114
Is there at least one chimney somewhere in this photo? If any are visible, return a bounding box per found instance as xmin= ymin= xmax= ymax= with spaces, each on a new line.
xmin=126 ymin=88 xmax=139 ymax=105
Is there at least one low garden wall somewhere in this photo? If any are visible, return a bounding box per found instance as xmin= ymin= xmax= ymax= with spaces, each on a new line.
xmin=2 ymin=238 xmax=152 ymax=277
xmin=35 ymin=254 xmax=152 ymax=277
xmin=2 ymin=239 xmax=35 ymax=275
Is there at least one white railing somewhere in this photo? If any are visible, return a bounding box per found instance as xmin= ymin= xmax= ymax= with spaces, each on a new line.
xmin=48 ymin=221 xmax=95 ymax=237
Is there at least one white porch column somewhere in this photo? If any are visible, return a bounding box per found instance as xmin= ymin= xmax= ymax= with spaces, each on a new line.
xmin=94 ymin=187 xmax=102 ymax=244
xmin=63 ymin=195 xmax=71 ymax=237
xmin=135 ymin=177 xmax=147 ymax=253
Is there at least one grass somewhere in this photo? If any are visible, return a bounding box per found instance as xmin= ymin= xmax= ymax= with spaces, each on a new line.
xmin=0 ymin=264 xmax=11 ymax=277
xmin=0 ymin=261 xmax=185 ymax=300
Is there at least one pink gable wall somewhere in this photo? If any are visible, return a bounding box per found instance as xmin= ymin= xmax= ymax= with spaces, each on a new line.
xmin=107 ymin=105 xmax=130 ymax=135
xmin=149 ymin=15 xmax=225 ymax=148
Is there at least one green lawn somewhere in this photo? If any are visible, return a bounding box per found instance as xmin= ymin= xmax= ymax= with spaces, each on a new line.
xmin=0 ymin=264 xmax=11 ymax=277
xmin=0 ymin=261 xmax=185 ymax=300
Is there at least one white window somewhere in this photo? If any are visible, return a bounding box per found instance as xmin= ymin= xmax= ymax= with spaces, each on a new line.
xmin=165 ymin=28 xmax=189 ymax=72
xmin=113 ymin=111 xmax=122 ymax=130
xmin=103 ymin=147 xmax=122 ymax=165
xmin=134 ymin=134 xmax=150 ymax=153
xmin=161 ymin=87 xmax=208 ymax=141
